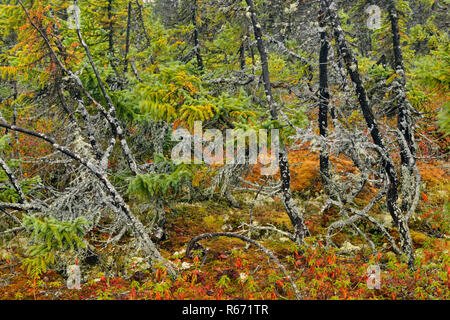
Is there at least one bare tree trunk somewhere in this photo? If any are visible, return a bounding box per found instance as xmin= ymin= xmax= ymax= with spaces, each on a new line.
xmin=387 ymin=0 xmax=418 ymax=214
xmin=124 ymin=1 xmax=132 ymax=73
xmin=192 ymin=0 xmax=204 ymax=73
xmin=318 ymin=4 xmax=333 ymax=197
xmin=245 ymin=0 xmax=308 ymax=243
xmin=239 ymin=41 xmax=246 ymax=70
xmin=135 ymin=0 xmax=152 ymax=51
xmin=322 ymin=0 xmax=414 ymax=268
xmin=0 ymin=120 xmax=176 ymax=275
xmin=107 ymin=0 xmax=121 ymax=78
xmin=12 ymin=81 xmax=19 ymax=159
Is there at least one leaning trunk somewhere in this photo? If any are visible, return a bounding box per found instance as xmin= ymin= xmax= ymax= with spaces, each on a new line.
xmin=322 ymin=0 xmax=414 ymax=268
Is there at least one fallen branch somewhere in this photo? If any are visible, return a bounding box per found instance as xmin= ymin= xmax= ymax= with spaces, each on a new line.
xmin=0 ymin=120 xmax=176 ymax=275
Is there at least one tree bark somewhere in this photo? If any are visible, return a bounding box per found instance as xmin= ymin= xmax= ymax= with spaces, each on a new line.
xmin=192 ymin=0 xmax=204 ymax=73
xmin=318 ymin=4 xmax=333 ymax=197
xmin=0 ymin=120 xmax=176 ymax=275
xmin=322 ymin=0 xmax=414 ymax=268
xmin=124 ymin=1 xmax=132 ymax=73
xmin=387 ymin=0 xmax=418 ymax=214
xmin=245 ymin=0 xmax=308 ymax=243
xmin=107 ymin=0 xmax=121 ymax=78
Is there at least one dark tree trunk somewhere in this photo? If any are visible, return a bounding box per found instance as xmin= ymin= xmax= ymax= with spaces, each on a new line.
xmin=124 ymin=1 xmax=132 ymax=73
xmin=318 ymin=4 xmax=332 ymax=195
xmin=245 ymin=0 xmax=308 ymax=243
xmin=239 ymin=41 xmax=246 ymax=70
xmin=135 ymin=0 xmax=151 ymax=48
xmin=387 ymin=1 xmax=416 ymax=166
xmin=192 ymin=0 xmax=204 ymax=73
xmin=323 ymin=0 xmax=415 ymax=268
xmin=12 ymin=81 xmax=19 ymax=159
xmin=107 ymin=0 xmax=120 ymax=78
xmin=387 ymin=0 xmax=418 ymax=215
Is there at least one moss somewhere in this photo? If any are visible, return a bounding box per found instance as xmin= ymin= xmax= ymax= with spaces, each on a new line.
xmin=411 ymin=230 xmax=429 ymax=247
xmin=203 ymin=215 xmax=224 ymax=230
xmin=380 ymin=251 xmax=397 ymax=263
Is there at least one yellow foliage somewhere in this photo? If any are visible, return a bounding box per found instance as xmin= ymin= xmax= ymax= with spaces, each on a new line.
xmin=180 ymin=104 xmax=218 ymax=128
xmin=419 ymin=165 xmax=449 ymax=188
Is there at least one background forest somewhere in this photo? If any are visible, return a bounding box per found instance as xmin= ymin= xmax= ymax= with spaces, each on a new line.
xmin=0 ymin=0 xmax=448 ymax=300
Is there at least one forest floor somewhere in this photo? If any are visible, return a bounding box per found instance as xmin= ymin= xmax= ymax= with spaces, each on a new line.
xmin=0 ymin=158 xmax=448 ymax=300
